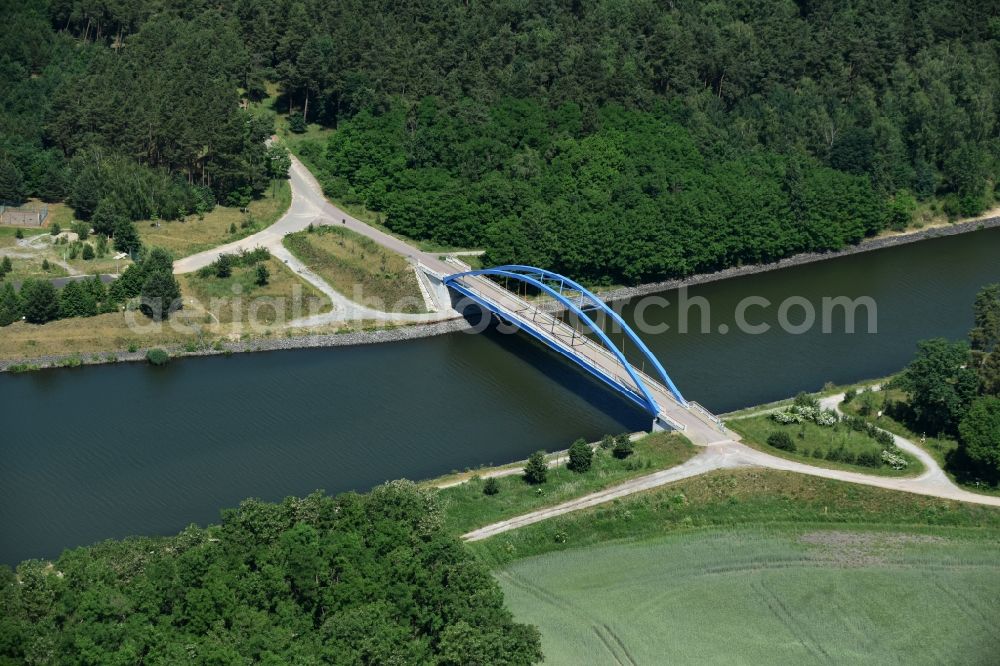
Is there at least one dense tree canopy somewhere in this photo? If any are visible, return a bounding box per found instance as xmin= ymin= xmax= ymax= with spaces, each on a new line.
xmin=1 ymin=1 xmax=272 ymax=220
xmin=3 ymin=0 xmax=1000 ymax=282
xmin=264 ymin=0 xmax=1000 ymax=282
xmin=0 ymin=481 xmax=542 ymax=664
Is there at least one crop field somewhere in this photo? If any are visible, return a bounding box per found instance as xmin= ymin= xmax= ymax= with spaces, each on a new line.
xmin=497 ymin=527 xmax=1000 ymax=665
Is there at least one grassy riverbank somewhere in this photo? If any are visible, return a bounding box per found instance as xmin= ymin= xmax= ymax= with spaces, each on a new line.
xmin=435 ymin=432 xmax=696 ymax=535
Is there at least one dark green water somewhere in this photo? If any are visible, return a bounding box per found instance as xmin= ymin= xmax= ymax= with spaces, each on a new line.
xmin=1 ymin=228 xmax=998 ymax=564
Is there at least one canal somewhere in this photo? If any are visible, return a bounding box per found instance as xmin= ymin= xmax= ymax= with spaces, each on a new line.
xmin=1 ymin=227 xmax=997 ymax=564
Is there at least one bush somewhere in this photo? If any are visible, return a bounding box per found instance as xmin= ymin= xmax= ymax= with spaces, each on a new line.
xmin=612 ymin=433 xmax=634 ymax=459
xmin=50 ymin=222 xmax=60 ymax=236
xmin=146 ymin=348 xmax=170 ymax=365
xmin=567 ymin=439 xmax=593 ymax=473
xmin=14 ymin=228 xmax=23 ymax=239
xmin=215 ymin=253 xmax=233 ymax=278
xmin=843 ymin=388 xmax=857 ymax=403
xmin=482 ymin=477 xmax=500 ymax=495
xmin=793 ymin=392 xmax=820 ymax=410
xmin=767 ymin=431 xmax=796 ymax=452
xmin=255 ymin=263 xmax=270 ymax=286
xmin=41 ymin=258 xmax=50 ymax=271
xmin=0 ymin=255 xmax=11 ymax=275
xmin=81 ymin=243 xmax=95 ymax=260
xmin=71 ymin=221 xmax=90 ymax=241
xmin=523 ymin=450 xmax=548 ymax=484
xmin=20 ymin=279 xmax=59 ymax=323
xmin=599 ymin=434 xmax=615 ymax=449
xmin=288 ymin=112 xmax=307 ymax=133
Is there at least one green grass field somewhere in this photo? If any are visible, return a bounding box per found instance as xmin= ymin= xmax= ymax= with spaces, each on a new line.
xmin=473 ymin=469 xmax=1000 ymax=665
xmin=136 ymin=180 xmax=290 ymax=258
xmin=497 ymin=526 xmax=1000 ymax=665
xmin=179 ymin=256 xmax=329 ymax=326
xmin=439 ymin=433 xmax=696 ymax=534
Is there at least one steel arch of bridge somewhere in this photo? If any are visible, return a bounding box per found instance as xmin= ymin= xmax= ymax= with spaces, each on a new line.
xmin=443 ymin=265 xmax=686 ymax=416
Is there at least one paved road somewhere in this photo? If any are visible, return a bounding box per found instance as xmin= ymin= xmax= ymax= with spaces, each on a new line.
xmin=173 ymin=152 xmax=461 ymax=324
xmin=463 ymin=392 xmax=1000 ymax=541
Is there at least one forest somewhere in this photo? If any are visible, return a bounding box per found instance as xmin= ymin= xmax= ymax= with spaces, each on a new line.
xmin=0 ymin=481 xmax=543 ymax=664
xmin=3 ymin=0 xmax=1000 ymax=283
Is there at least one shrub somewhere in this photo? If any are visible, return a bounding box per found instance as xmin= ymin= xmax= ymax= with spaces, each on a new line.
xmin=843 ymin=388 xmax=857 ymax=403
xmin=81 ymin=243 xmax=95 ymax=260
xmin=881 ymin=449 xmax=908 ymax=470
xmin=215 ymin=253 xmax=233 ymax=278
xmin=0 ymin=255 xmax=11 ymax=275
xmin=288 ymin=112 xmax=307 ymax=133
xmin=71 ymin=221 xmax=90 ymax=241
xmin=255 ymin=263 xmax=270 ymax=286
xmin=41 ymin=258 xmax=50 ymax=271
xmin=793 ymin=392 xmax=820 ymax=410
xmin=567 ymin=439 xmax=593 ymax=473
xmin=50 ymin=222 xmax=60 ymax=235
xmin=767 ymin=431 xmax=796 ymax=452
xmin=856 ymin=450 xmax=881 ymax=468
xmin=482 ymin=477 xmax=500 ymax=495
xmin=599 ymin=434 xmax=615 ymax=449
xmin=229 ymin=222 xmax=237 ymax=234
xmin=523 ymin=450 xmax=548 ymax=484
xmin=146 ymin=348 xmax=169 ymax=365
xmin=14 ymin=228 xmax=23 ymax=239
xmin=612 ymin=433 xmax=634 ymax=459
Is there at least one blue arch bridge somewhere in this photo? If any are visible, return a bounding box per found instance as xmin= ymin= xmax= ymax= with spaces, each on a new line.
xmin=438 ymin=264 xmax=728 ymax=445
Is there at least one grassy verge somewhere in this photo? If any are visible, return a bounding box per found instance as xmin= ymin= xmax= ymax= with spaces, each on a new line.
xmin=0 ymin=311 xmax=197 ymax=360
xmin=178 ymin=256 xmax=330 ymax=326
xmin=283 ymin=225 xmax=426 ymax=313
xmin=438 ymin=432 xmax=697 ymax=535
xmin=0 ymin=226 xmax=48 ymax=248
xmin=136 ymin=180 xmax=291 ymax=258
xmin=729 ymin=413 xmax=922 ymax=477
xmin=470 ymin=468 xmax=1000 ymax=566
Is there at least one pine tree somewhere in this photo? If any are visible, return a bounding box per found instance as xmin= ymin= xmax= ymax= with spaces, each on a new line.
xmin=567 ymin=439 xmax=593 ymax=473
xmin=139 ymin=270 xmax=181 ymax=320
xmin=113 ymin=218 xmax=141 ymax=254
xmin=523 ymin=451 xmax=548 ymax=484
xmin=20 ymin=279 xmax=60 ymax=324
xmin=254 ymin=263 xmax=269 ymax=286
xmin=0 ymin=282 xmax=20 ymax=326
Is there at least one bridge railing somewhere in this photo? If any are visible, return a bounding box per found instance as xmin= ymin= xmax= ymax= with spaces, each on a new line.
xmin=688 ymin=401 xmax=727 ymax=433
xmin=462 ymin=274 xmax=646 ymax=376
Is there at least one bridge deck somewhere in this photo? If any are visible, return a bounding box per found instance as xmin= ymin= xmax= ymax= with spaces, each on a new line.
xmin=453 ymin=274 xmax=727 ymax=445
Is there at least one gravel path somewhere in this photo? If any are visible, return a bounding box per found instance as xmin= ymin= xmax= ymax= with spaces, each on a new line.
xmin=463 ymin=391 xmax=1000 ymax=541
xmin=172 ymin=151 xmax=461 ymax=326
